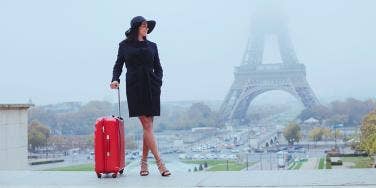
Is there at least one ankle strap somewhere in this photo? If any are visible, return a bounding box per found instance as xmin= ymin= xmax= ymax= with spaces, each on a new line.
xmin=156 ymin=159 xmax=164 ymax=167
xmin=140 ymin=159 xmax=148 ymax=164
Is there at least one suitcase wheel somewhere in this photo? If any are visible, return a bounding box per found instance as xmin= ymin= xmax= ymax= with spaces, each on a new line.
xmin=112 ymin=173 xmax=117 ymax=178
xmin=96 ymin=173 xmax=102 ymax=178
xmin=119 ymin=169 xmax=124 ymax=174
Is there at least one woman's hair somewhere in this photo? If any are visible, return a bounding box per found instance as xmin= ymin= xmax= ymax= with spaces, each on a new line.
xmin=125 ymin=22 xmax=147 ymax=42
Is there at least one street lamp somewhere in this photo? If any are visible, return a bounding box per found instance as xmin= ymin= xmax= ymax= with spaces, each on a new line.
xmin=289 ymin=138 xmax=295 ymax=145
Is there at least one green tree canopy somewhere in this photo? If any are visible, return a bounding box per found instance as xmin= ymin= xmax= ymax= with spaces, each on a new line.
xmin=28 ymin=120 xmax=50 ymax=151
xmin=360 ymin=110 xmax=376 ymax=155
xmin=283 ymin=122 xmax=301 ymax=144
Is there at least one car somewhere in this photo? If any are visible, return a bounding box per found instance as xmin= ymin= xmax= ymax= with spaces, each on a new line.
xmin=205 ymin=154 xmax=215 ymax=159
xmin=296 ymin=148 xmax=306 ymax=153
xmin=293 ymin=145 xmax=303 ymax=150
xmin=210 ymin=148 xmax=221 ymax=153
xmin=87 ymin=151 xmax=95 ymax=160
xmin=219 ymin=154 xmax=227 ymax=159
xmin=254 ymin=148 xmax=264 ymax=153
xmin=279 ymin=146 xmax=288 ymax=151
xmin=267 ymin=148 xmax=279 ymax=153
xmin=228 ymin=154 xmax=237 ymax=159
xmin=191 ymin=148 xmax=199 ymax=152
xmin=192 ymin=154 xmax=200 ymax=159
xmin=178 ymin=154 xmax=187 ymax=159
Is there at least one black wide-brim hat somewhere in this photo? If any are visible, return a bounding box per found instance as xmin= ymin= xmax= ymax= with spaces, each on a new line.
xmin=125 ymin=16 xmax=156 ymax=36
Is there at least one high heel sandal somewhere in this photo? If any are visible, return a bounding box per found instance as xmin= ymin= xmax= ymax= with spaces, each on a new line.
xmin=156 ymin=159 xmax=171 ymax=176
xmin=140 ymin=159 xmax=149 ymax=176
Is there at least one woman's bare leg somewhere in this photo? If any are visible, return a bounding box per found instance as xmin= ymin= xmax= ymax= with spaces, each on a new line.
xmin=141 ymin=130 xmax=149 ymax=160
xmin=139 ymin=115 xmax=161 ymax=161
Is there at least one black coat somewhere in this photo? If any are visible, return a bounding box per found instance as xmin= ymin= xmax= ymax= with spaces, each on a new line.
xmin=112 ymin=39 xmax=163 ymax=117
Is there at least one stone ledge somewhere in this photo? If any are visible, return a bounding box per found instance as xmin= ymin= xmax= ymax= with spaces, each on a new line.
xmin=0 ymin=104 xmax=34 ymax=110
xmin=0 ymin=169 xmax=375 ymax=187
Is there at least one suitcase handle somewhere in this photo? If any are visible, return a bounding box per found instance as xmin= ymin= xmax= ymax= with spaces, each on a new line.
xmin=112 ymin=87 xmax=123 ymax=120
xmin=117 ymin=87 xmax=121 ymax=119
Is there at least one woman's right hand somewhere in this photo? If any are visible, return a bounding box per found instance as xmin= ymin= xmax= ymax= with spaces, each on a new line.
xmin=110 ymin=81 xmax=119 ymax=89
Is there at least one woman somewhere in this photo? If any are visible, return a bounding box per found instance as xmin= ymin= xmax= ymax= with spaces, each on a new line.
xmin=110 ymin=16 xmax=171 ymax=177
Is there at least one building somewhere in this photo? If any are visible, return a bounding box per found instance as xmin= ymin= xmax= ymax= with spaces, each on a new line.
xmin=303 ymin=117 xmax=320 ymax=125
xmin=0 ymin=104 xmax=34 ymax=170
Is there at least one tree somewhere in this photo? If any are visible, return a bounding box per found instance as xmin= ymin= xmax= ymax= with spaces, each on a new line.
xmin=325 ymin=114 xmax=348 ymax=127
xmin=331 ymin=129 xmax=343 ymax=140
xmin=322 ymin=127 xmax=332 ymax=140
xmin=298 ymin=105 xmax=331 ymax=123
xmin=199 ymin=164 xmax=203 ymax=171
xmin=329 ymin=98 xmax=376 ymax=126
xmin=283 ymin=122 xmax=301 ymax=144
xmin=175 ymin=102 xmax=217 ymax=130
xmin=29 ymin=101 xmax=113 ymax=135
xmin=86 ymin=134 xmax=94 ymax=148
xmin=309 ymin=127 xmax=333 ymax=143
xmin=309 ymin=127 xmax=324 ymax=143
xmin=360 ymin=110 xmax=376 ymax=155
xmin=187 ymin=102 xmax=215 ymax=128
xmin=28 ymin=120 xmax=50 ymax=151
xmin=298 ymin=99 xmax=376 ymax=127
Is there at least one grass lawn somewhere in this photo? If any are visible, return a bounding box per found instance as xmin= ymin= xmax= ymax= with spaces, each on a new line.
xmin=340 ymin=157 xmax=374 ymax=168
xmin=288 ymin=161 xmax=304 ymax=170
xmin=44 ymin=160 xmax=134 ymax=171
xmin=207 ymin=162 xmax=246 ymax=171
xmin=293 ymin=161 xmax=303 ymax=169
xmin=45 ymin=163 xmax=94 ymax=171
xmin=181 ymin=159 xmax=248 ymax=171
xmin=318 ymin=158 xmax=325 ymax=169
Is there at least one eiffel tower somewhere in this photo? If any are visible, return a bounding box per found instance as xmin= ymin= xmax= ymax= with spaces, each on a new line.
xmin=218 ymin=7 xmax=319 ymax=124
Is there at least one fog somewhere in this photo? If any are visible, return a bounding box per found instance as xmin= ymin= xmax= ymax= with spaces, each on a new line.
xmin=1 ymin=0 xmax=375 ymax=105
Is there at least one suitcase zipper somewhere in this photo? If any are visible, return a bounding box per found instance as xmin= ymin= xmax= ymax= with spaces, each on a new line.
xmin=102 ymin=123 xmax=107 ymax=172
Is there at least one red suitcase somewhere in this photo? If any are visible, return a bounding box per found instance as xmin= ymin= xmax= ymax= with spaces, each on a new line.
xmin=94 ymin=88 xmax=125 ymax=178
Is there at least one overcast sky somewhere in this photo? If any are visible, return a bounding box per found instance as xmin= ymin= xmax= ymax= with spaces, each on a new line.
xmin=1 ymin=0 xmax=375 ymax=105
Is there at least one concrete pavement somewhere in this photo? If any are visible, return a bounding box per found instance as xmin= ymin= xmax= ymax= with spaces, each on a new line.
xmin=1 ymin=169 xmax=376 ymax=187
xmin=300 ymin=157 xmax=318 ymax=170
